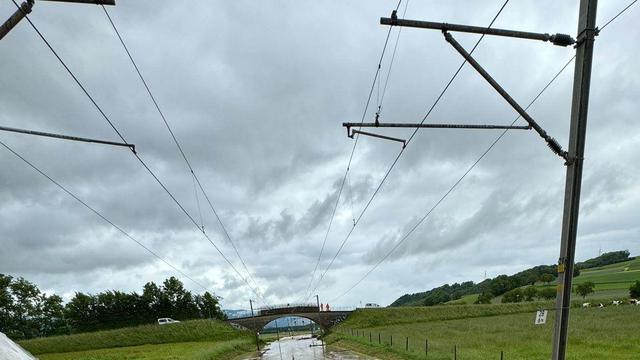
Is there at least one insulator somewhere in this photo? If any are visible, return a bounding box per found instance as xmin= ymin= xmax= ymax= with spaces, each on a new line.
xmin=550 ymin=33 xmax=575 ymax=47
xmin=546 ymin=137 xmax=564 ymax=156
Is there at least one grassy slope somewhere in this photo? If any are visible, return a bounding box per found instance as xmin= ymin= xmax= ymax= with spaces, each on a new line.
xmin=336 ymin=303 xmax=553 ymax=329
xmin=37 ymin=339 xmax=255 ymax=360
xmin=445 ymin=258 xmax=640 ymax=305
xmin=19 ymin=319 xmax=252 ymax=357
xmin=329 ymin=305 xmax=640 ymax=359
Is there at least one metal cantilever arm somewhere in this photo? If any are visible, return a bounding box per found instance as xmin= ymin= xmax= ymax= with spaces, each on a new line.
xmin=0 ymin=125 xmax=136 ymax=152
xmin=380 ymin=17 xmax=575 ymax=47
xmin=0 ymin=0 xmax=33 ymax=41
xmin=348 ymin=128 xmax=406 ymax=148
xmin=442 ymin=31 xmax=569 ymax=162
xmin=343 ymin=122 xmax=532 ymax=130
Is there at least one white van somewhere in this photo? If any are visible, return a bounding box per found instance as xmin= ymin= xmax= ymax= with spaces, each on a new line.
xmin=157 ymin=318 xmax=180 ymax=325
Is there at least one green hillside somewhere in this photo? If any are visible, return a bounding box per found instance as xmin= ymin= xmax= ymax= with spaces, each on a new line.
xmin=446 ymin=257 xmax=640 ymax=305
xmin=18 ymin=319 xmax=254 ymax=360
xmin=328 ymin=305 xmax=640 ymax=360
xmin=391 ymin=251 xmax=638 ymax=307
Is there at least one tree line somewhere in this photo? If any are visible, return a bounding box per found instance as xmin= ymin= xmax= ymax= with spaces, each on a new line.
xmin=0 ymin=274 xmax=225 ymax=340
xmin=390 ymin=250 xmax=633 ymax=307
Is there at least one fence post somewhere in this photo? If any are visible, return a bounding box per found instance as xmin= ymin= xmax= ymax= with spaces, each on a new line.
xmin=378 ymin=333 xmax=381 ymax=344
xmin=391 ymin=334 xmax=393 ymax=347
xmin=406 ymin=337 xmax=409 ymax=351
xmin=369 ymin=332 xmax=372 ymax=342
xmin=426 ymin=338 xmax=428 ymax=357
xmin=501 ymin=350 xmax=504 ymax=360
xmin=454 ymin=345 xmax=457 ymax=360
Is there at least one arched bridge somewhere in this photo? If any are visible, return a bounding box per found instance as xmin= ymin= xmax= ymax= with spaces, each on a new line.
xmin=226 ymin=305 xmax=352 ymax=332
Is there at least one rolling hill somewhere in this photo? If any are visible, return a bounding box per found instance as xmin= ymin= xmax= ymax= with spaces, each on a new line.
xmin=391 ymin=250 xmax=638 ymax=307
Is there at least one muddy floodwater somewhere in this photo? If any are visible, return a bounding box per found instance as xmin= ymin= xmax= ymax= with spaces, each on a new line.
xmin=241 ymin=334 xmax=377 ymax=360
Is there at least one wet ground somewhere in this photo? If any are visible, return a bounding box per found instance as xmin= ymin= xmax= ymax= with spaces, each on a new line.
xmin=241 ymin=334 xmax=376 ymax=360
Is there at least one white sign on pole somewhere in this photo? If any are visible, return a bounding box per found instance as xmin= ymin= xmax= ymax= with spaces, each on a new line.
xmin=535 ymin=310 xmax=548 ymax=325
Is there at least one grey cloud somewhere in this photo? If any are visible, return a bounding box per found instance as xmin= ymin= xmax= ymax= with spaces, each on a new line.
xmin=0 ymin=1 xmax=638 ymax=309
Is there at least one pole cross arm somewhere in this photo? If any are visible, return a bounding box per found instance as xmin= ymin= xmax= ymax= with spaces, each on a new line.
xmin=343 ymin=122 xmax=532 ymax=130
xmin=2 ymin=0 xmax=115 ymax=41
xmin=348 ymin=128 xmax=406 ymax=148
xmin=443 ymin=31 xmax=570 ymax=162
xmin=0 ymin=125 xmax=136 ymax=152
xmin=0 ymin=0 xmax=34 ymax=41
xmin=380 ymin=17 xmax=575 ymax=47
xmin=39 ymin=0 xmax=115 ymax=5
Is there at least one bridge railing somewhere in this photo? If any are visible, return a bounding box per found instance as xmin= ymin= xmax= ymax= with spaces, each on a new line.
xmin=225 ymin=304 xmax=357 ymax=319
xmin=256 ymin=303 xmax=316 ymax=311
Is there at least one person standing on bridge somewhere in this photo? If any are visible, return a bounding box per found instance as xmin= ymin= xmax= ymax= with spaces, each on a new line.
xmin=326 ymin=303 xmax=330 ymax=312
xmin=320 ymin=303 xmax=324 ymax=312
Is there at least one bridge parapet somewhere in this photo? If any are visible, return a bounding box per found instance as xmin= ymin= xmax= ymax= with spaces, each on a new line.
xmin=226 ymin=310 xmax=352 ymax=332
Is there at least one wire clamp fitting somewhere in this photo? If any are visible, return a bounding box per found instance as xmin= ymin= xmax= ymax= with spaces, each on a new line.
xmin=574 ymin=27 xmax=599 ymax=47
xmin=390 ymin=9 xmax=398 ymax=24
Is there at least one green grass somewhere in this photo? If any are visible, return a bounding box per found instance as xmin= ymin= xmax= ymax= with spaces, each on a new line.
xmin=329 ymin=305 xmax=640 ymax=359
xmin=336 ymin=303 xmax=554 ymax=329
xmin=19 ymin=319 xmax=251 ymax=356
xmin=445 ymin=294 xmax=479 ymax=305
xmin=458 ymin=258 xmax=640 ymax=305
xmin=573 ymin=258 xmax=640 ymax=291
xmin=36 ymin=339 xmax=255 ymax=360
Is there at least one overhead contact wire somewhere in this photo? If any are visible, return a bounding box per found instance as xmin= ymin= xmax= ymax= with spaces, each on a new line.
xmin=100 ymin=5 xmax=265 ymax=302
xmin=309 ymin=0 xmax=510 ymax=298
xmin=329 ymin=0 xmax=638 ymax=301
xmin=13 ymin=1 xmax=266 ymax=306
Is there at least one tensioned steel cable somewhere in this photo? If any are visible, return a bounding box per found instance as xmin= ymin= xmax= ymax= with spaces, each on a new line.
xmin=10 ymin=0 xmax=268 ymax=306
xmin=308 ymin=0 xmax=511 ymax=298
xmin=329 ymin=56 xmax=575 ymax=302
xmin=99 ymin=5 xmax=265 ymax=299
xmin=302 ymin=0 xmax=406 ymax=302
xmin=328 ymin=0 xmax=639 ymax=302
xmin=0 ymin=139 xmax=209 ymax=292
xmin=377 ymin=0 xmax=410 ymax=119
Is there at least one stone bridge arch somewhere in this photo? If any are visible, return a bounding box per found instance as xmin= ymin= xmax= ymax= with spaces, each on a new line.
xmin=227 ymin=311 xmax=352 ymax=333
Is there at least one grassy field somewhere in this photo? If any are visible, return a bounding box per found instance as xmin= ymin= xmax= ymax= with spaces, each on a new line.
xmin=37 ymin=339 xmax=255 ymax=360
xmin=328 ymin=304 xmax=640 ymax=359
xmin=445 ymin=258 xmax=640 ymax=305
xmin=19 ymin=319 xmax=254 ymax=360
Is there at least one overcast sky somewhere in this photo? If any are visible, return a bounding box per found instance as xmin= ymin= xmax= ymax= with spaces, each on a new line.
xmin=1 ymin=0 xmax=638 ymax=310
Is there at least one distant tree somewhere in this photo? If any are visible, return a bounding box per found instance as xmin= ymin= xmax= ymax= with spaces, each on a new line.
xmin=577 ymin=250 xmax=630 ymax=269
xmin=423 ymin=289 xmax=450 ymax=306
xmin=538 ymin=287 xmax=556 ymax=300
xmin=502 ymin=288 xmax=523 ymax=303
xmin=630 ymin=281 xmax=640 ymax=298
xmin=575 ymin=281 xmax=595 ymax=299
xmin=65 ymin=292 xmax=98 ymax=333
xmin=195 ymin=292 xmax=225 ymax=320
xmin=539 ymin=274 xmax=555 ymax=285
xmin=490 ymin=275 xmax=514 ymax=296
xmin=10 ymin=277 xmax=42 ymax=339
xmin=573 ymin=267 xmax=581 ymax=277
xmin=39 ymin=294 xmax=67 ymax=337
xmin=474 ymin=292 xmax=493 ymax=304
xmin=523 ymin=287 xmax=538 ymax=301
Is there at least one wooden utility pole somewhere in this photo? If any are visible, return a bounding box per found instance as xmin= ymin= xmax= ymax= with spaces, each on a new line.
xmin=551 ymin=1 xmax=598 ymax=359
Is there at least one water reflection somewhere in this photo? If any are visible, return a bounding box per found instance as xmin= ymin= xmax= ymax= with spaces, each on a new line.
xmin=242 ymin=334 xmax=376 ymax=360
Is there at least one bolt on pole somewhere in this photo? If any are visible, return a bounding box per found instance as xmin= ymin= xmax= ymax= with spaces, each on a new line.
xmin=551 ymin=0 xmax=597 ymax=359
